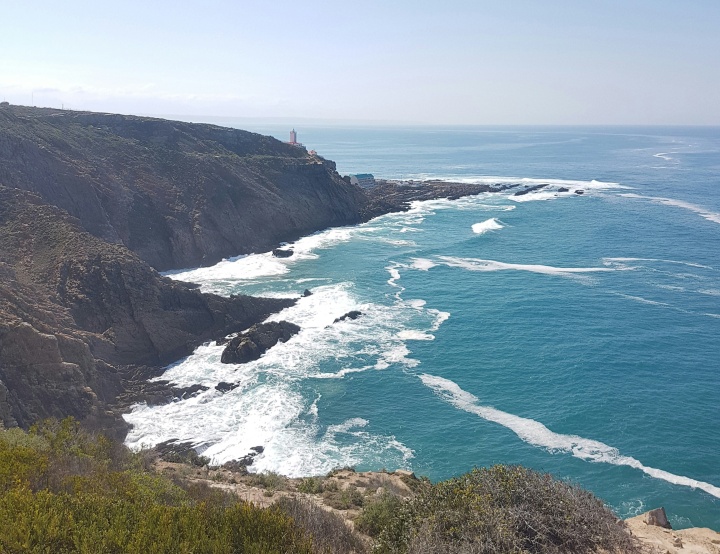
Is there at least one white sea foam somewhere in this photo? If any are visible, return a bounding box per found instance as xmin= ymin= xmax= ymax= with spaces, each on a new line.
xmin=621 ymin=194 xmax=720 ymax=225
xmin=436 ymin=256 xmax=614 ymax=276
xmin=168 ymin=253 xmax=289 ymax=283
xmin=603 ymin=257 xmax=714 ymax=270
xmin=472 ymin=218 xmax=504 ymax=234
xmin=411 ymin=258 xmax=437 ymax=271
xmin=616 ymin=293 xmax=670 ymax=307
xmin=653 ymin=152 xmax=674 ymax=161
xmin=419 ymin=374 xmax=720 ymax=499
xmin=125 ymin=276 xmax=450 ymax=474
xmin=412 ymin=175 xmax=628 ymax=190
xmin=699 ymin=289 xmax=720 ymax=297
xmin=397 ymin=330 xmax=435 ymax=341
xmin=511 ymin=190 xmax=573 ymax=202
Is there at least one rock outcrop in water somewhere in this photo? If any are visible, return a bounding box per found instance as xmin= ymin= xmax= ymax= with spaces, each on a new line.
xmin=220 ymin=321 xmax=301 ymax=364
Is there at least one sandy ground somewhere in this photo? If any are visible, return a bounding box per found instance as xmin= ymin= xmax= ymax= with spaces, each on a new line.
xmin=626 ymin=513 xmax=720 ymax=554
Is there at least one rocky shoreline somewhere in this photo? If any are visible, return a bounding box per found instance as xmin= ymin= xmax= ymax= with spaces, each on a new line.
xmin=0 ymin=104 xmax=523 ymax=439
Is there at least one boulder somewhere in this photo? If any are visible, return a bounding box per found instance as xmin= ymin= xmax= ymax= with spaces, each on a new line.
xmin=215 ymin=381 xmax=238 ymax=393
xmin=645 ymin=507 xmax=672 ymax=529
xmin=575 ymin=189 xmax=585 ymax=195
xmin=334 ymin=310 xmax=362 ymax=323
xmin=220 ymin=321 xmax=301 ymax=364
xmin=272 ymin=248 xmax=294 ymax=258
xmin=558 ymin=187 xmax=570 ymax=192
xmin=302 ymin=289 xmax=312 ymax=297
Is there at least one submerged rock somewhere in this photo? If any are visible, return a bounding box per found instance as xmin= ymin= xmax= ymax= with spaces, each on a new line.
xmin=272 ymin=248 xmax=294 ymax=258
xmin=215 ymin=381 xmax=238 ymax=393
xmin=334 ymin=310 xmax=362 ymax=323
xmin=220 ymin=321 xmax=301 ymax=364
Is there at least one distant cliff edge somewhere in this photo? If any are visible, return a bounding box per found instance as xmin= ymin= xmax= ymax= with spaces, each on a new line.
xmin=0 ymin=104 xmax=367 ymax=271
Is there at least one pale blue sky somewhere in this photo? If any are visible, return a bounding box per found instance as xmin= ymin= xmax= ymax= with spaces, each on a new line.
xmin=1 ymin=0 xmax=719 ymax=124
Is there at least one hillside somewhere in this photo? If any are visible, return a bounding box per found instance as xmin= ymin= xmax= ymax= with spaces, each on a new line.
xmin=0 ymin=104 xmax=367 ymax=271
xmin=0 ymin=105 xmax=374 ymax=434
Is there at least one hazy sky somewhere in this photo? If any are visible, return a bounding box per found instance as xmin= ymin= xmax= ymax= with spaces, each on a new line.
xmin=2 ymin=0 xmax=719 ymax=125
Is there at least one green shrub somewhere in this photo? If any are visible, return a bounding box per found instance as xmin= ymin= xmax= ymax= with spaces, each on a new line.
xmin=275 ymin=496 xmax=368 ymax=553
xmin=371 ymin=465 xmax=641 ymax=554
xmin=0 ymin=421 xmax=313 ymax=553
xmin=355 ymin=492 xmax=403 ymax=538
xmin=323 ymin=486 xmax=365 ymax=510
xmin=298 ymin=476 xmax=325 ymax=494
xmin=247 ymin=470 xmax=287 ymax=491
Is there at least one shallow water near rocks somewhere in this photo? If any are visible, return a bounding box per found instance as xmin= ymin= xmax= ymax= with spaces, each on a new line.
xmin=126 ymin=126 xmax=720 ymax=530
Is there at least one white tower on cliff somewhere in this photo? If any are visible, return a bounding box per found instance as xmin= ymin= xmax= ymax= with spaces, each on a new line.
xmin=289 ymin=129 xmax=297 ymax=144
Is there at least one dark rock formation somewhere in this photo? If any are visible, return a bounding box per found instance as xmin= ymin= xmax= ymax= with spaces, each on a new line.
xmin=334 ymin=311 xmax=362 ymax=323
xmin=359 ymin=179 xmax=514 ymax=220
xmin=215 ymin=381 xmax=238 ymax=393
xmin=221 ymin=321 xmax=301 ymax=364
xmin=272 ymin=248 xmax=294 ymax=258
xmin=0 ymin=186 xmax=293 ymax=433
xmin=514 ymin=184 xmax=548 ymax=196
xmin=302 ymin=289 xmax=312 ymax=297
xmin=558 ymin=187 xmax=570 ymax=193
xmin=575 ymin=189 xmax=585 ymax=195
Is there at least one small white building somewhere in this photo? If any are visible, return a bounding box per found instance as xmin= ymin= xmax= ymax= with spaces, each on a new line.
xmin=349 ymin=174 xmax=376 ymax=188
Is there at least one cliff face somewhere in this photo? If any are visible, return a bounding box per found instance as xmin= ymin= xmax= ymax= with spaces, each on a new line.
xmin=0 ymin=105 xmax=375 ymax=434
xmin=0 ymin=185 xmax=292 ymax=434
xmin=0 ymin=104 xmax=367 ymax=271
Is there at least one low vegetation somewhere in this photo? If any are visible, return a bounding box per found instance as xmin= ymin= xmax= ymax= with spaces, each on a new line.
xmin=0 ymin=419 xmax=641 ymax=553
xmin=369 ymin=465 xmax=641 ymax=554
xmin=0 ymin=419 xmax=312 ymax=553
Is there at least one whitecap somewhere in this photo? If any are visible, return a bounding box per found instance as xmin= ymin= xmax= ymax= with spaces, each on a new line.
xmin=472 ymin=218 xmax=504 ymax=234
xmin=419 ymin=374 xmax=720 ymax=499
xmin=411 ymin=258 xmax=437 ymax=271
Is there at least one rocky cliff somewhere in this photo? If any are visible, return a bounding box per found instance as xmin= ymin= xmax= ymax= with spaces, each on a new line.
xmin=0 ymin=104 xmax=367 ymax=271
xmin=0 ymin=104 xmax=375 ymax=435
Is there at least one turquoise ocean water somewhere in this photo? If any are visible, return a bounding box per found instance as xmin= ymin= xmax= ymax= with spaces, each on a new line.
xmin=125 ymin=126 xmax=720 ymax=530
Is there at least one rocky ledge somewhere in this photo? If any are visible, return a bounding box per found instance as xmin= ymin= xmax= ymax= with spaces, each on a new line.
xmin=220 ymin=321 xmax=301 ymax=364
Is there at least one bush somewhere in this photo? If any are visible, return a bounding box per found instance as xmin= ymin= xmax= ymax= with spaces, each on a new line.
xmin=275 ymin=496 xmax=368 ymax=553
xmin=323 ymin=486 xmax=365 ymax=510
xmin=0 ymin=420 xmax=313 ymax=553
xmin=298 ymin=476 xmax=325 ymax=494
xmin=372 ymin=465 xmax=641 ymax=554
xmin=247 ymin=470 xmax=287 ymax=491
xmin=355 ymin=492 xmax=404 ymax=538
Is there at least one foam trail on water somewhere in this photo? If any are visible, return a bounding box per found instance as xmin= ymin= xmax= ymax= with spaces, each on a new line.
xmin=621 ymin=193 xmax=720 ymax=225
xmin=436 ymin=256 xmax=614 ymax=276
xmin=472 ymin=218 xmax=504 ymax=234
xmin=419 ymin=374 xmax=720 ymax=499
xmin=603 ymin=257 xmax=715 ymax=270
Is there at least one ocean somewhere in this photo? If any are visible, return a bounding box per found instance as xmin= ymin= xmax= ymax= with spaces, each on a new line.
xmin=124 ymin=125 xmax=720 ymax=530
